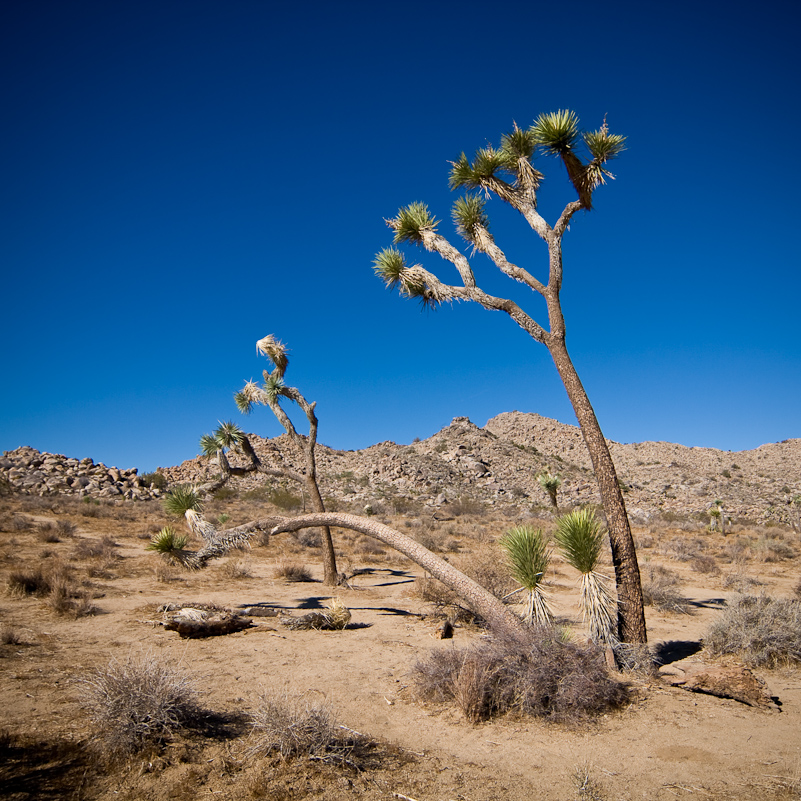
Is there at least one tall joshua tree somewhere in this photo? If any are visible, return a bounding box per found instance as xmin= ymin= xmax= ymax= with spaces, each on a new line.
xmin=199 ymin=336 xmax=340 ymax=586
xmin=373 ymin=110 xmax=646 ymax=643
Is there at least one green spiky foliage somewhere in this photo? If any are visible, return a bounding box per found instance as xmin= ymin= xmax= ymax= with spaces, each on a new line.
xmin=146 ymin=526 xmax=188 ymax=558
xmin=263 ymin=373 xmax=286 ymax=403
xmin=500 ymin=124 xmax=538 ymax=162
xmin=162 ymin=485 xmax=202 ymax=518
xmin=537 ymin=470 xmax=562 ymax=510
xmin=531 ymin=110 xmax=580 ymax=155
xmin=452 ymin=194 xmax=489 ymax=244
xmin=391 ymin=202 xmax=439 ymax=245
xmin=200 ymin=421 xmax=245 ymax=458
xmin=499 ymin=526 xmax=552 ymax=625
xmin=554 ymin=509 xmax=616 ymax=644
xmin=372 ymin=248 xmax=432 ymax=305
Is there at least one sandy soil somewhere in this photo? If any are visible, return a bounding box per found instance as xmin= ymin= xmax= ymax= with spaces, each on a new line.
xmin=1 ymin=496 xmax=800 ymax=800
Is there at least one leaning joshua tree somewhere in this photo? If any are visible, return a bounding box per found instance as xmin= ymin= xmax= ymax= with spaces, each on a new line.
xmin=373 ymin=110 xmax=646 ymax=643
xmin=197 ymin=336 xmax=340 ymax=585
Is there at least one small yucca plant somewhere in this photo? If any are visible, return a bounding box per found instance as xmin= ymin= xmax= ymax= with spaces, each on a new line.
xmin=162 ymin=485 xmax=202 ymax=517
xmin=537 ymin=470 xmax=561 ymax=511
xmin=146 ymin=526 xmax=188 ymax=559
xmin=554 ymin=509 xmax=616 ymax=644
xmin=499 ymin=526 xmax=552 ymax=625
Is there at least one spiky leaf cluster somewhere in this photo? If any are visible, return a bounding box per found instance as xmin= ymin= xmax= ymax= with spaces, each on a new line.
xmin=162 ymin=485 xmax=202 ymax=517
xmin=451 ymin=194 xmax=489 ymax=243
xmin=538 ymin=470 xmax=562 ymax=493
xmin=449 ymin=147 xmax=510 ymax=190
xmin=372 ymin=248 xmax=437 ymax=306
xmin=146 ymin=526 xmax=188 ymax=556
xmin=391 ymin=202 xmax=439 ymax=244
xmin=500 ymin=525 xmax=550 ymax=592
xmin=200 ymin=421 xmax=245 ymax=457
xmin=554 ymin=508 xmax=604 ymax=575
xmin=531 ymin=110 xmax=580 ymax=155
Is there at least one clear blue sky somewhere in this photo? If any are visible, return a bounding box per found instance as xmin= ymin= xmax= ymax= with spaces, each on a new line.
xmin=2 ymin=0 xmax=799 ymax=472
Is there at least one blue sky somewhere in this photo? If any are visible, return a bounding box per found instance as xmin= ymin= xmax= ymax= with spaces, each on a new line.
xmin=2 ymin=0 xmax=799 ymax=472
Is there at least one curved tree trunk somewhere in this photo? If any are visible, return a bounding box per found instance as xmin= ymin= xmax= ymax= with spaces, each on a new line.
xmin=270 ymin=512 xmax=527 ymax=636
xmin=547 ymin=338 xmax=647 ymax=643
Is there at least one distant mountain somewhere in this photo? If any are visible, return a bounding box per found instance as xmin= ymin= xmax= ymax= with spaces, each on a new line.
xmin=157 ymin=412 xmax=801 ymax=527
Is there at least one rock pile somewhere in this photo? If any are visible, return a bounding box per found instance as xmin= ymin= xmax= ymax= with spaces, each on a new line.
xmin=0 ymin=446 xmax=163 ymax=500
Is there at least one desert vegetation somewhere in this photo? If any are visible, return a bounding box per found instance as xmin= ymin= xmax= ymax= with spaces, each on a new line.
xmin=2 ymin=420 xmax=801 ymax=799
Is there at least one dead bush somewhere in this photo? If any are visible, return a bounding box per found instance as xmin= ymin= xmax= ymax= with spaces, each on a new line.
xmin=57 ymin=520 xmax=77 ymax=538
xmin=10 ymin=514 xmax=33 ymax=532
xmin=660 ymin=536 xmax=705 ymax=562
xmin=72 ymin=536 xmax=118 ymax=561
xmin=293 ymin=529 xmax=322 ymax=548
xmin=48 ymin=580 xmax=99 ymax=618
xmin=411 ymin=628 xmax=629 ymax=723
xmin=8 ymin=567 xmax=53 ymax=597
xmin=457 ymin=549 xmax=517 ymax=602
xmin=641 ymin=564 xmax=689 ymax=613
xmin=1 ymin=624 xmax=24 ymax=645
xmin=78 ymin=652 xmax=204 ymax=756
xmin=247 ymin=690 xmax=367 ymax=765
xmin=36 ymin=521 xmax=61 ymax=543
xmin=690 ymin=553 xmax=720 ymax=575
xmin=273 ymin=562 xmax=314 ymax=583
xmin=219 ymin=560 xmax=253 ymax=580
xmin=705 ymin=594 xmax=801 ymax=667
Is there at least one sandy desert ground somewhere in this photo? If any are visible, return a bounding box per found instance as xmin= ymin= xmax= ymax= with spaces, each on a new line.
xmin=1 ymin=490 xmax=800 ymax=801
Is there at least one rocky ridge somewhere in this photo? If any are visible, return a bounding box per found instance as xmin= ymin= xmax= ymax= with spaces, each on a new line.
xmin=3 ymin=412 xmax=800 ymax=525
xmin=0 ymin=446 xmax=162 ymax=500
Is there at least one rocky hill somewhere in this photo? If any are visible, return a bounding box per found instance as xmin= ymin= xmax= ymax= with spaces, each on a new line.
xmin=3 ymin=412 xmax=800 ymax=526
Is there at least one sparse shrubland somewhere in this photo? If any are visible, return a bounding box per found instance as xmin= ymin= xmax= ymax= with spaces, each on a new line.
xmin=78 ymin=652 xmax=205 ymax=756
xmin=705 ymin=594 xmax=801 ymax=667
xmin=412 ymin=628 xmax=629 ymax=723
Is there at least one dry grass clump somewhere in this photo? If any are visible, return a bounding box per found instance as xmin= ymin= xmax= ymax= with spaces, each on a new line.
xmin=457 ymin=547 xmax=517 ymax=601
xmin=411 ymin=628 xmax=629 ymax=723
xmin=247 ymin=690 xmax=342 ymax=761
xmin=273 ymin=561 xmax=314 ymax=582
xmin=690 ymin=553 xmax=720 ymax=575
xmin=1 ymin=623 xmax=25 ymax=645
xmin=79 ymin=652 xmax=204 ymax=756
xmin=641 ymin=564 xmax=689 ymax=613
xmin=8 ymin=567 xmax=54 ymax=597
xmin=219 ymin=559 xmax=253 ymax=580
xmin=705 ymin=594 xmax=801 ymax=667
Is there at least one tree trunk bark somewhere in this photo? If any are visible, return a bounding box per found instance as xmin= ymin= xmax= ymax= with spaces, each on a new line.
xmin=305 ymin=477 xmax=339 ymax=586
xmin=270 ymin=512 xmax=528 ymax=636
xmin=547 ymin=337 xmax=647 ymax=644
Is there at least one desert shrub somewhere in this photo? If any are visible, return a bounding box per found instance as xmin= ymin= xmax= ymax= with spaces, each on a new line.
xmin=36 ymin=521 xmax=61 ymax=543
xmin=219 ymin=559 xmax=253 ymax=580
xmin=411 ymin=628 xmax=629 ymax=723
xmin=457 ymin=548 xmax=517 ymax=602
xmin=8 ymin=567 xmax=53 ymax=597
xmin=10 ymin=514 xmax=32 ymax=532
xmin=414 ymin=530 xmax=442 ymax=552
xmin=57 ymin=519 xmax=77 ymax=537
xmin=247 ymin=690 xmax=363 ymax=765
xmin=414 ymin=574 xmax=457 ymax=608
xmin=0 ymin=624 xmax=24 ymax=645
xmin=79 ymin=652 xmax=203 ymax=756
xmin=704 ymin=595 xmax=801 ymax=667
xmin=795 ymin=578 xmax=801 ymax=600
xmin=47 ymin=579 xmax=98 ymax=617
xmin=354 ymin=536 xmax=386 ymax=556
xmin=293 ymin=528 xmax=321 ymax=548
xmin=273 ymin=561 xmax=313 ymax=582
xmin=722 ymin=567 xmax=761 ymax=592
xmin=269 ymin=488 xmax=303 ymax=511
xmin=690 ymin=553 xmax=720 ymax=575
xmin=449 ymin=496 xmax=486 ymax=517
xmin=659 ymin=536 xmax=705 ymax=562
xmin=139 ymin=472 xmax=168 ymax=491
xmin=641 ymin=564 xmax=689 ymax=613
xmin=752 ymin=536 xmax=796 ymax=563
xmin=72 ymin=536 xmax=118 ymax=561
xmin=212 ymin=486 xmax=237 ymax=501
xmin=572 ymin=762 xmax=608 ymax=801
